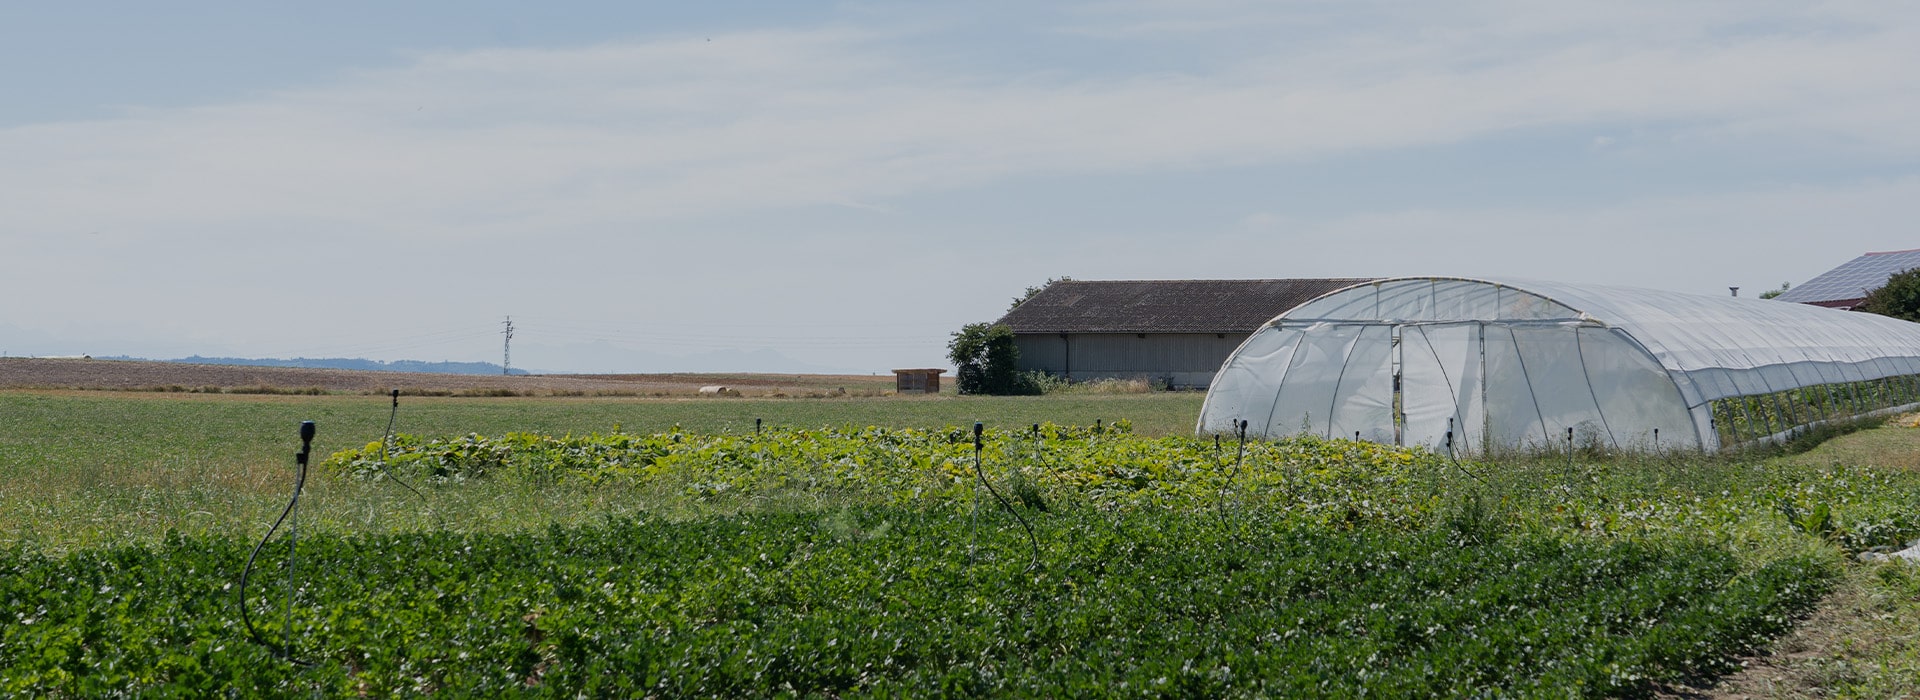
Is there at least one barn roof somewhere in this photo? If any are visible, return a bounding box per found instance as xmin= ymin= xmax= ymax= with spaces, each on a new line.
xmin=1775 ymin=248 xmax=1920 ymax=307
xmin=996 ymin=279 xmax=1373 ymax=334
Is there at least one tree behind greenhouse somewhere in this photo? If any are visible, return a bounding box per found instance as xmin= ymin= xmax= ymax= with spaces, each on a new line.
xmin=1859 ymin=268 xmax=1920 ymax=322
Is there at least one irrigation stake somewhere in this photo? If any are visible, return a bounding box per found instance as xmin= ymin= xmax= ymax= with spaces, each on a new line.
xmin=968 ymin=422 xmax=981 ymax=564
xmin=1234 ymin=420 xmax=1248 ymax=496
xmin=1566 ymin=426 xmax=1575 ymax=472
xmin=284 ymin=422 xmax=310 ymax=661
xmin=1215 ymin=420 xmax=1252 ymax=547
xmin=1030 ymin=423 xmax=1046 ymax=482
xmin=239 ymin=420 xmax=317 ymax=667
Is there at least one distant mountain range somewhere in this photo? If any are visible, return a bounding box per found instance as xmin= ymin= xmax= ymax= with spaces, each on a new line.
xmin=101 ymin=356 xmax=529 ymax=376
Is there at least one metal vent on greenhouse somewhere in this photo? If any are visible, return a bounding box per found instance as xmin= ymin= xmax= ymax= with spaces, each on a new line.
xmin=1198 ymin=277 xmax=1920 ymax=453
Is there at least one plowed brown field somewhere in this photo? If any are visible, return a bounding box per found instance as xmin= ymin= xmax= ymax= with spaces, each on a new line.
xmin=0 ymin=357 xmax=905 ymax=397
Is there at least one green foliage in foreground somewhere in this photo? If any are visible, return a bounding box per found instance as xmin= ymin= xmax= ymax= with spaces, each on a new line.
xmin=325 ymin=422 xmax=1439 ymax=525
xmin=1 ymin=508 xmax=1832 ymax=697
xmin=14 ymin=407 xmax=1920 ymax=696
xmin=327 ymin=425 xmax=1920 ymax=556
xmin=0 ymin=391 xmax=1204 ymax=549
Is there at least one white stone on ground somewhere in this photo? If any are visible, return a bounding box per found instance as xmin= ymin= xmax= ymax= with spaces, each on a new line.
xmin=1861 ymin=540 xmax=1920 ymax=562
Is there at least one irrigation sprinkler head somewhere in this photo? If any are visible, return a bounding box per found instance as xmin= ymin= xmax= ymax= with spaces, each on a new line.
xmin=297 ymin=421 xmax=316 ymax=467
xmin=390 ymin=388 xmax=399 ymax=406
xmin=974 ymin=421 xmax=984 ymax=451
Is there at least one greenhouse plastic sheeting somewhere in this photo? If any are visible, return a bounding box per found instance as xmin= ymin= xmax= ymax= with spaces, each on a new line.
xmin=1199 ymin=277 xmax=1920 ymax=452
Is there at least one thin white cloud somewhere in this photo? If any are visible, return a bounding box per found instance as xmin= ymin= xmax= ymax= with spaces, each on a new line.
xmin=4 ymin=5 xmax=1917 ymax=242
xmin=3 ymin=2 xmax=1918 ymax=368
xmin=1213 ymin=177 xmax=1920 ymax=295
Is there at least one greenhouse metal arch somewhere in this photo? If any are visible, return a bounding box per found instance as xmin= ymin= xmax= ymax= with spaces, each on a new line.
xmin=1197 ymin=277 xmax=1920 ymax=453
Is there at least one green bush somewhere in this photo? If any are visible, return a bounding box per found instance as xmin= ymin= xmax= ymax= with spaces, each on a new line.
xmin=947 ymin=323 xmax=1040 ymax=395
xmin=1859 ymin=267 xmax=1920 ymax=322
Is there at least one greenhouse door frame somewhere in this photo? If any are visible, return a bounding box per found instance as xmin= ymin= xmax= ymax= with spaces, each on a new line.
xmin=1391 ymin=321 xmax=1488 ymax=457
xmin=1390 ymin=325 xmax=1405 ymax=446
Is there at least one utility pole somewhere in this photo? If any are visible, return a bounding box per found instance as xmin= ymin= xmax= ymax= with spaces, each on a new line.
xmin=501 ymin=316 xmax=514 ymax=375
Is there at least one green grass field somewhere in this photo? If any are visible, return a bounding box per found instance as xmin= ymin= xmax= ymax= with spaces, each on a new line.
xmin=0 ymin=390 xmax=1203 ymax=548
xmin=5 ymin=388 xmax=1920 ymax=696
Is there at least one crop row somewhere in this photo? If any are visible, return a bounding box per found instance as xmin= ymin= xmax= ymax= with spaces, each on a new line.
xmin=1 ymin=505 xmax=1831 ymax=697
xmin=325 ymin=425 xmax=1920 ymax=553
xmin=326 ymin=423 xmax=1447 ymax=530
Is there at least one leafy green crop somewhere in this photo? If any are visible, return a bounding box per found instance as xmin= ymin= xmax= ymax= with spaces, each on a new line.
xmin=324 ymin=423 xmax=1449 ymax=530
xmin=9 ymin=422 xmax=1892 ymax=695
xmin=1 ymin=507 xmax=1830 ymax=697
xmin=326 ymin=424 xmax=1920 ymax=556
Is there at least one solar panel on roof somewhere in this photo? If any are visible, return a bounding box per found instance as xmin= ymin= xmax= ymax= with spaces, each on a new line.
xmin=1775 ymin=249 xmax=1920 ymax=304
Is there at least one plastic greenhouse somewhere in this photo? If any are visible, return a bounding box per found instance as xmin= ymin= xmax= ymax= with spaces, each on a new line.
xmin=1197 ymin=277 xmax=1920 ymax=453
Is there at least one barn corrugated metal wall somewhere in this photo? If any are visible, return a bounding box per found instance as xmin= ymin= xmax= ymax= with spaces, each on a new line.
xmin=1014 ymin=332 xmax=1249 ymax=389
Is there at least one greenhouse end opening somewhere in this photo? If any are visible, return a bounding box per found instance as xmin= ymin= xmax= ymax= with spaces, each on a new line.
xmin=1197 ymin=277 xmax=1920 ymax=454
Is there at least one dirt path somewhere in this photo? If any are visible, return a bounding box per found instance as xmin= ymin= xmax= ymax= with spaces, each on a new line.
xmin=1661 ymin=422 xmax=1920 ymax=699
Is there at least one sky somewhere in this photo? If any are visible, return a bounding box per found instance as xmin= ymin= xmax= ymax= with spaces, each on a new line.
xmin=4 ymin=1 xmax=1919 ymax=374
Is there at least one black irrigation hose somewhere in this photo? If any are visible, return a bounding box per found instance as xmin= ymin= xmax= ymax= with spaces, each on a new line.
xmin=1029 ymin=423 xmax=1065 ymax=483
xmin=973 ymin=422 xmax=1041 ymax=570
xmin=238 ymin=421 xmax=315 ymax=667
xmin=1213 ymin=421 xmax=1256 ymax=548
xmin=1444 ymin=418 xmax=1491 ymax=486
xmin=373 ymin=390 xmax=438 ymax=521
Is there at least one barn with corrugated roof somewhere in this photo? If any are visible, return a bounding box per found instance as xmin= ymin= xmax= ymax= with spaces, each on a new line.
xmin=994 ymin=279 xmax=1371 ymax=389
xmin=1775 ymin=248 xmax=1920 ymax=309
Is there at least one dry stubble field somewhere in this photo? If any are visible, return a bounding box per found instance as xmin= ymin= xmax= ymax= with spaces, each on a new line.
xmin=0 ymin=357 xmax=908 ymax=397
